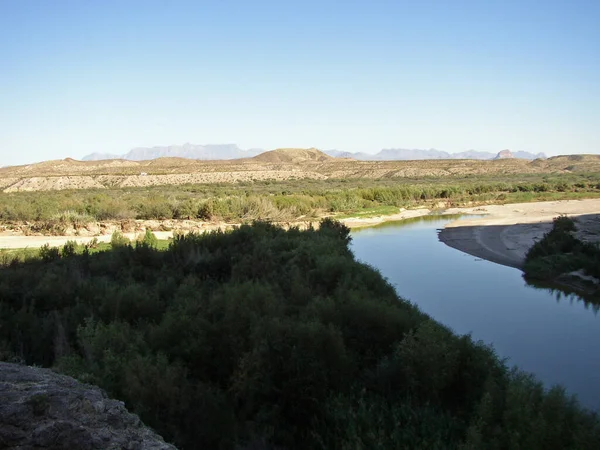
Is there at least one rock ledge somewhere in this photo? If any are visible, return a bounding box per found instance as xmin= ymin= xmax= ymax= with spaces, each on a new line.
xmin=0 ymin=362 xmax=176 ymax=449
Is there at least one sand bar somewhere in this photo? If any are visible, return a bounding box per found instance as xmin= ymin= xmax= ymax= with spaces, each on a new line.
xmin=439 ymin=199 xmax=600 ymax=269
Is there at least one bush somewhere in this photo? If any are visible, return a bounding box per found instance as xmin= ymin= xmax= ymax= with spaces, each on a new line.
xmin=110 ymin=231 xmax=130 ymax=248
xmin=52 ymin=210 xmax=94 ymax=227
xmin=39 ymin=244 xmax=60 ymax=262
xmin=84 ymin=237 xmax=100 ymax=250
xmin=61 ymin=240 xmax=79 ymax=257
xmin=139 ymin=229 xmax=158 ymax=248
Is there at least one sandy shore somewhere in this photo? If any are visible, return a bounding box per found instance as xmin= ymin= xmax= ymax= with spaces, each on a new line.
xmin=0 ymin=231 xmax=176 ymax=250
xmin=439 ymin=199 xmax=600 ymax=269
xmin=0 ymin=207 xmax=442 ymax=250
xmin=2 ymin=200 xmax=600 ymax=260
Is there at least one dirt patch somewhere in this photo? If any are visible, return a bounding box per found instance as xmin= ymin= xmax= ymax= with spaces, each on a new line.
xmin=4 ymin=176 xmax=106 ymax=192
xmin=0 ymin=177 xmax=19 ymax=189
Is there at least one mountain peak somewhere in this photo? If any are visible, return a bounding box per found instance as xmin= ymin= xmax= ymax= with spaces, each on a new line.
xmin=83 ymin=144 xmax=263 ymax=161
xmin=494 ymin=149 xmax=514 ymax=159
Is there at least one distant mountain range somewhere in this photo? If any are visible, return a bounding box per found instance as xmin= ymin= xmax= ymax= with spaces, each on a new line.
xmin=324 ymin=149 xmax=546 ymax=161
xmin=83 ymin=144 xmax=546 ymax=162
xmin=83 ymin=143 xmax=263 ymax=161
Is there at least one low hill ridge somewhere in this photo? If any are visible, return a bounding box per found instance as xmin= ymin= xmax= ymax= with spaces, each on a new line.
xmin=251 ymin=148 xmax=333 ymax=163
xmin=1 ymin=153 xmax=599 ymax=193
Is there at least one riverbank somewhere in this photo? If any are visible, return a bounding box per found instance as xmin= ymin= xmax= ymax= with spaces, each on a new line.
xmin=2 ymin=198 xmax=600 ymax=252
xmin=0 ymin=206 xmax=451 ymax=249
xmin=438 ymin=198 xmax=600 ymax=269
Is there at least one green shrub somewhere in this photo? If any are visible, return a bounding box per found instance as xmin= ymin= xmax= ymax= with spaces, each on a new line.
xmin=38 ymin=244 xmax=60 ymax=262
xmin=52 ymin=210 xmax=94 ymax=227
xmin=85 ymin=237 xmax=100 ymax=250
xmin=110 ymin=231 xmax=130 ymax=248
xmin=61 ymin=240 xmax=79 ymax=257
xmin=140 ymin=229 xmax=158 ymax=248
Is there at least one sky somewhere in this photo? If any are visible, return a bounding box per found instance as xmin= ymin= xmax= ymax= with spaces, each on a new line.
xmin=1 ymin=0 xmax=599 ymax=166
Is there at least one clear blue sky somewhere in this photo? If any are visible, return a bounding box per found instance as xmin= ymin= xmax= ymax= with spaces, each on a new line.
xmin=1 ymin=0 xmax=598 ymax=165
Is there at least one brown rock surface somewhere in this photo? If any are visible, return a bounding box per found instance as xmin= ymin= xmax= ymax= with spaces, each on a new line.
xmin=0 ymin=362 xmax=176 ymax=449
xmin=494 ymin=149 xmax=514 ymax=159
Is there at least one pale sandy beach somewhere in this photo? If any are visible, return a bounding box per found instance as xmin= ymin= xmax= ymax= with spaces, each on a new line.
xmin=439 ymin=199 xmax=600 ymax=269
xmin=0 ymin=231 xmax=175 ymax=250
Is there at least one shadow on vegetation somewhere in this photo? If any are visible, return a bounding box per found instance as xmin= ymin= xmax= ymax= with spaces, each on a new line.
xmin=524 ymin=214 xmax=600 ymax=306
xmin=1 ymin=221 xmax=599 ymax=449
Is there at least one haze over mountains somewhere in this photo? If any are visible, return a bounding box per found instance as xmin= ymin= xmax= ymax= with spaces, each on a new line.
xmin=83 ymin=143 xmax=263 ymax=161
xmin=325 ymin=148 xmax=546 ymax=161
xmin=83 ymin=144 xmax=546 ymax=162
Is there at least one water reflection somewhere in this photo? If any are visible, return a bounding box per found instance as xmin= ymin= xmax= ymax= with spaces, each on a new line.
xmin=524 ymin=279 xmax=600 ymax=313
xmin=351 ymin=215 xmax=600 ymax=411
xmin=357 ymin=213 xmax=481 ymax=230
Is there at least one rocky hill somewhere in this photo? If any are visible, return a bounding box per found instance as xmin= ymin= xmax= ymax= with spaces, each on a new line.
xmin=0 ymin=362 xmax=175 ymax=449
xmin=494 ymin=149 xmax=515 ymax=159
xmin=251 ymin=148 xmax=333 ymax=163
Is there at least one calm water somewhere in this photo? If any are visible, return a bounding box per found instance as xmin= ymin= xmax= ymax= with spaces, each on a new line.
xmin=351 ymin=216 xmax=600 ymax=411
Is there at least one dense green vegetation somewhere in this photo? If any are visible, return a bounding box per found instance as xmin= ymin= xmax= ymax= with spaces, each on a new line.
xmin=524 ymin=216 xmax=600 ymax=302
xmin=1 ymin=221 xmax=599 ymax=449
xmin=1 ymin=173 xmax=599 ymax=232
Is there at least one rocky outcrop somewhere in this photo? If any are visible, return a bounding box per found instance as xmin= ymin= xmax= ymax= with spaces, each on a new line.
xmin=0 ymin=362 xmax=176 ymax=449
xmin=493 ymin=149 xmax=515 ymax=159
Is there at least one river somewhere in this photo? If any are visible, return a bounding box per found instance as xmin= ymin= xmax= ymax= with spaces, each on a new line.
xmin=351 ymin=215 xmax=600 ymax=411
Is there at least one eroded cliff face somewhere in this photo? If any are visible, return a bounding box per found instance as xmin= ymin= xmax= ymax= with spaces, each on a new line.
xmin=494 ymin=149 xmax=514 ymax=159
xmin=0 ymin=362 xmax=176 ymax=449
